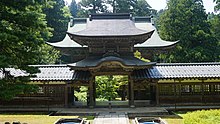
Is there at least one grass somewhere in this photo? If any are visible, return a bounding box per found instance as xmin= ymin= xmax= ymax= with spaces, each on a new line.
xmin=163 ymin=118 xmax=183 ymax=124
xmin=0 ymin=115 xmax=78 ymax=124
xmin=181 ymin=109 xmax=220 ymax=124
xmin=161 ymin=109 xmax=220 ymax=124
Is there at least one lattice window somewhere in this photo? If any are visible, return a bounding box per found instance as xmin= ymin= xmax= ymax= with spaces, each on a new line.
xmin=159 ymin=84 xmax=175 ymax=95
xmin=214 ymin=84 xmax=220 ymax=92
xmin=193 ymin=85 xmax=201 ymax=93
xmin=181 ymin=85 xmax=190 ymax=93
xmin=37 ymin=86 xmax=44 ymax=94
xmin=204 ymin=85 xmax=210 ymax=92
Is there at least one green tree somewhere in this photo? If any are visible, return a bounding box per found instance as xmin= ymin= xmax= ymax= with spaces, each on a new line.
xmin=107 ymin=0 xmax=137 ymax=13
xmin=43 ymin=0 xmax=70 ymax=42
xmin=214 ymin=0 xmax=220 ymax=11
xmin=0 ymin=0 xmax=54 ymax=100
xmin=76 ymin=5 xmax=90 ymax=18
xmin=38 ymin=44 xmax=60 ymax=64
xmin=79 ymin=0 xmax=107 ymax=14
xmin=69 ymin=0 xmax=78 ymax=17
xmin=133 ymin=0 xmax=152 ymax=16
xmin=158 ymin=0 xmax=219 ymax=62
xmin=210 ymin=15 xmax=220 ymax=60
xmin=96 ymin=76 xmax=128 ymax=100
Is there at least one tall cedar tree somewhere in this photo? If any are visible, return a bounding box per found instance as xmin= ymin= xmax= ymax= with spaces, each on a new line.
xmin=107 ymin=0 xmax=137 ymax=13
xmin=158 ymin=0 xmax=219 ymax=62
xmin=69 ymin=0 xmax=78 ymax=17
xmin=44 ymin=0 xmax=70 ymax=42
xmin=79 ymin=0 xmax=107 ymax=14
xmin=0 ymin=0 xmax=57 ymax=100
xmin=214 ymin=0 xmax=220 ymax=11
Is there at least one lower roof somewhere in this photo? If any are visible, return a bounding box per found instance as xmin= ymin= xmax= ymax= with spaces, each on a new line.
xmin=1 ymin=63 xmax=220 ymax=81
xmin=68 ymin=55 xmax=156 ymax=70
xmin=132 ymin=63 xmax=220 ymax=80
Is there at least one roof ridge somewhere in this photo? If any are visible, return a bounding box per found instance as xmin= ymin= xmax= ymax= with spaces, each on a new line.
xmin=29 ymin=64 xmax=68 ymax=67
xmin=156 ymin=62 xmax=220 ymax=66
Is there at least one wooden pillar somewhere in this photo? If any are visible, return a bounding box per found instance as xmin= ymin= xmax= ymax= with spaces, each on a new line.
xmin=156 ymin=83 xmax=159 ymax=105
xmin=174 ymin=83 xmax=177 ymax=109
xmin=137 ymin=86 xmax=141 ymax=100
xmin=122 ymin=85 xmax=126 ymax=101
xmin=93 ymin=78 xmax=96 ymax=106
xmin=64 ymin=84 xmax=69 ymax=107
xmin=71 ymin=87 xmax=75 ymax=106
xmin=129 ymin=75 xmax=135 ymax=107
xmin=201 ymin=80 xmax=205 ymax=104
xmin=89 ymin=76 xmax=95 ymax=108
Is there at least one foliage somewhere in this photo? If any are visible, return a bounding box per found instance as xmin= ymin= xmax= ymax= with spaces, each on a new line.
xmin=182 ymin=109 xmax=220 ymax=124
xmin=79 ymin=0 xmax=107 ymax=14
xmin=38 ymin=44 xmax=60 ymax=64
xmin=107 ymin=0 xmax=137 ymax=13
xmin=0 ymin=0 xmax=57 ymax=100
xmin=76 ymin=6 xmax=90 ymax=18
xmin=209 ymin=15 xmax=220 ymax=61
xmin=214 ymin=0 xmax=220 ymax=11
xmin=76 ymin=0 xmax=154 ymax=17
xmin=96 ymin=76 xmax=127 ymax=100
xmin=74 ymin=86 xmax=88 ymax=102
xmin=134 ymin=50 xmax=150 ymax=62
xmin=133 ymin=0 xmax=154 ymax=16
xmin=69 ymin=0 xmax=78 ymax=17
xmin=43 ymin=0 xmax=70 ymax=42
xmin=210 ymin=16 xmax=220 ymax=40
xmin=0 ymin=77 xmax=39 ymax=100
xmin=158 ymin=0 xmax=219 ymax=62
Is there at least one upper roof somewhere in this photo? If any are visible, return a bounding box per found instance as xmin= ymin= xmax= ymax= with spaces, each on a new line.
xmin=48 ymin=14 xmax=178 ymax=49
xmin=69 ymin=14 xmax=151 ymax=37
xmin=47 ymin=19 xmax=87 ymax=48
xmin=134 ymin=21 xmax=178 ymax=48
xmin=67 ymin=13 xmax=154 ymax=46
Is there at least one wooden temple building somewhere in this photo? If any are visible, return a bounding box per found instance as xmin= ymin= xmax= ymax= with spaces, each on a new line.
xmin=0 ymin=14 xmax=220 ymax=108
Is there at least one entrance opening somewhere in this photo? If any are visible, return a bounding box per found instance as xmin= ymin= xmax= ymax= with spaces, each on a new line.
xmin=95 ymin=75 xmax=129 ymax=107
xmin=73 ymin=86 xmax=88 ymax=107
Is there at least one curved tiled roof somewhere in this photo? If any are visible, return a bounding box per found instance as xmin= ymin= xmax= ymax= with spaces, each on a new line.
xmin=1 ymin=63 xmax=220 ymax=81
xmin=48 ymin=16 xmax=178 ymax=49
xmin=132 ymin=63 xmax=220 ymax=79
xmin=30 ymin=65 xmax=73 ymax=81
xmin=47 ymin=20 xmax=87 ymax=48
xmin=134 ymin=22 xmax=178 ymax=48
xmin=67 ymin=56 xmax=156 ymax=70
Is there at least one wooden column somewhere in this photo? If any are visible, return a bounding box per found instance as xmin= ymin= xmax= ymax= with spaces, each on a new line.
xmin=129 ymin=75 xmax=135 ymax=107
xmin=93 ymin=78 xmax=96 ymax=106
xmin=71 ymin=87 xmax=75 ymax=106
xmin=201 ymin=80 xmax=205 ymax=104
xmin=64 ymin=84 xmax=69 ymax=107
xmin=156 ymin=83 xmax=159 ymax=105
xmin=89 ymin=76 xmax=95 ymax=108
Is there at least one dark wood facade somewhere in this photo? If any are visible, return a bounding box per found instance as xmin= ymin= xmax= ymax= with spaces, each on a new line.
xmin=1 ymin=78 xmax=220 ymax=107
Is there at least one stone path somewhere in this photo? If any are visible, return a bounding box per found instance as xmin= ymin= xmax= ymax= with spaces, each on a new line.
xmin=94 ymin=112 xmax=130 ymax=124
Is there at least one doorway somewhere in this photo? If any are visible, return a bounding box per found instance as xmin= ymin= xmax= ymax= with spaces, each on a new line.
xmin=95 ymin=75 xmax=129 ymax=107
